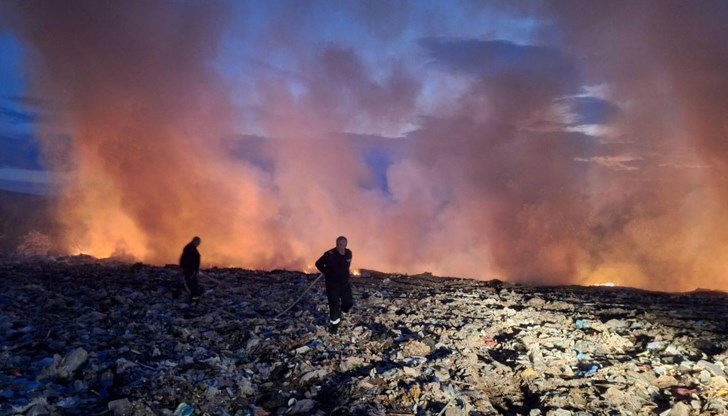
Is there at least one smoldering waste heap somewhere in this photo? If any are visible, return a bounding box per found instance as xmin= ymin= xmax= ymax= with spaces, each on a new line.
xmin=2 ymin=255 xmax=728 ymax=415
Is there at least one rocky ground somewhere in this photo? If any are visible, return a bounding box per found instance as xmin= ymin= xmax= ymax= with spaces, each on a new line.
xmin=2 ymin=256 xmax=728 ymax=416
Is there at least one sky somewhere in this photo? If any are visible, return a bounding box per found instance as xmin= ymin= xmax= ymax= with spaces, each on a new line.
xmin=1 ymin=0 xmax=727 ymax=291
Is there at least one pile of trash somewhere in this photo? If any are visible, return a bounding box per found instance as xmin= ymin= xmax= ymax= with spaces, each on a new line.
xmin=2 ymin=255 xmax=728 ymax=415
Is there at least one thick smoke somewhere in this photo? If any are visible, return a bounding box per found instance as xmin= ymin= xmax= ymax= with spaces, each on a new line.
xmin=536 ymin=0 xmax=728 ymax=290
xmin=2 ymin=1 xmax=286 ymax=266
xmin=3 ymin=1 xmax=728 ymax=291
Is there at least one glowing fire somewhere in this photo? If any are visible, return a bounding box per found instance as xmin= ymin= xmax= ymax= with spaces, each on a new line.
xmin=303 ymin=265 xmax=317 ymax=274
xmin=69 ymin=245 xmax=88 ymax=256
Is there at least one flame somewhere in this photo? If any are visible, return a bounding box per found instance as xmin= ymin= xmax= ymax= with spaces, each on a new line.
xmin=577 ymin=263 xmax=637 ymax=290
xmin=69 ymin=245 xmax=88 ymax=256
xmin=303 ymin=265 xmax=317 ymax=273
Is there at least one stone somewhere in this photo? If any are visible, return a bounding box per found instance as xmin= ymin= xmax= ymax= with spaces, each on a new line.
xmin=666 ymin=401 xmax=691 ymax=416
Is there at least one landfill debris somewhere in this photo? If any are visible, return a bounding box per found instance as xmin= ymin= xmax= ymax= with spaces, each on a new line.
xmin=108 ymin=398 xmax=131 ymax=416
xmin=1 ymin=255 xmax=728 ymax=415
xmin=173 ymin=402 xmax=194 ymax=416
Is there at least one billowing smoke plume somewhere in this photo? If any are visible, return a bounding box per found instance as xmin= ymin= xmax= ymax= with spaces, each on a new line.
xmin=3 ymin=1 xmax=728 ymax=291
xmin=2 ymin=1 xmax=285 ymax=267
xmin=537 ymin=0 xmax=728 ymax=290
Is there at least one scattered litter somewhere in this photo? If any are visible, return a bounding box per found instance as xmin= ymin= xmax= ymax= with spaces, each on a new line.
xmin=2 ymin=256 xmax=728 ymax=415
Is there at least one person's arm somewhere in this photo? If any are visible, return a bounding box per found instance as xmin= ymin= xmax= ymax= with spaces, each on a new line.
xmin=315 ymin=252 xmax=328 ymax=274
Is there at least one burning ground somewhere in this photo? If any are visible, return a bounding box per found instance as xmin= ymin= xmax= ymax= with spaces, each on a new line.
xmin=2 ymin=256 xmax=728 ymax=415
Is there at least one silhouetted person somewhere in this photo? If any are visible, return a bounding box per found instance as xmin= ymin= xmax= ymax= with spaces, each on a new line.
xmin=315 ymin=236 xmax=353 ymax=334
xmin=179 ymin=236 xmax=202 ymax=300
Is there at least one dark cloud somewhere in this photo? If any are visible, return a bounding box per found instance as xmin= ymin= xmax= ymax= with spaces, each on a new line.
xmin=3 ymin=95 xmax=45 ymax=108
xmin=420 ymin=38 xmax=579 ymax=89
xmin=0 ymin=133 xmax=43 ymax=169
xmin=563 ymin=96 xmax=620 ymax=125
xmin=0 ymin=104 xmax=37 ymax=124
xmin=0 ymin=178 xmax=58 ymax=195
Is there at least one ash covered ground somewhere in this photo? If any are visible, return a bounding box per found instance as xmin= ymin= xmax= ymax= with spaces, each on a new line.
xmin=2 ymin=256 xmax=728 ymax=416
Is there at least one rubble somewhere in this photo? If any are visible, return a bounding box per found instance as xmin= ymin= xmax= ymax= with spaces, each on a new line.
xmin=2 ymin=255 xmax=728 ymax=415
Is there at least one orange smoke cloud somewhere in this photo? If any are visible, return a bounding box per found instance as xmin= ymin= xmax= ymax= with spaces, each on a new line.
xmin=5 ymin=1 xmax=288 ymax=268
xmin=4 ymin=1 xmax=728 ymax=292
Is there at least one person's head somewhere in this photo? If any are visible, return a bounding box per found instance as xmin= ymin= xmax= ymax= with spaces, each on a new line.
xmin=335 ymin=236 xmax=347 ymax=253
xmin=192 ymin=236 xmax=201 ymax=247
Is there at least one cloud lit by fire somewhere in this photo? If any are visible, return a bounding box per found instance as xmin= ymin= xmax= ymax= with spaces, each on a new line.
xmin=2 ymin=1 xmax=727 ymax=292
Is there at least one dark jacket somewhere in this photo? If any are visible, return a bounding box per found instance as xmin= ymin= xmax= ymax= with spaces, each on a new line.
xmin=315 ymin=248 xmax=352 ymax=286
xmin=179 ymin=242 xmax=201 ymax=272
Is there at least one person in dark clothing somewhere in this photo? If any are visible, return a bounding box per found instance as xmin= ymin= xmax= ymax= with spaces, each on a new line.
xmin=315 ymin=236 xmax=353 ymax=334
xmin=179 ymin=236 xmax=202 ymax=300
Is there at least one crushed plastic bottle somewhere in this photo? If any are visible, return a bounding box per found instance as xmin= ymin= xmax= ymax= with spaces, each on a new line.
xmin=174 ymin=402 xmax=194 ymax=416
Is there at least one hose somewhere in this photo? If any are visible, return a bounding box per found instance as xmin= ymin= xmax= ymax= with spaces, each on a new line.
xmin=273 ymin=273 xmax=323 ymax=319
